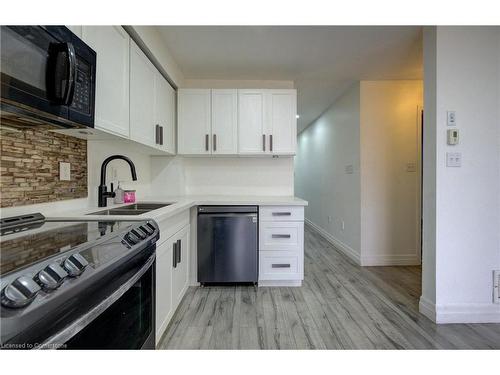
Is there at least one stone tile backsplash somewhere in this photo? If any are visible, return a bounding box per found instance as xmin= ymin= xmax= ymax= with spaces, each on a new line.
xmin=0 ymin=119 xmax=87 ymax=208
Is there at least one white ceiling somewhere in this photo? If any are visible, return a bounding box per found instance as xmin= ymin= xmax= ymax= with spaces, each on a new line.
xmin=158 ymin=26 xmax=423 ymax=132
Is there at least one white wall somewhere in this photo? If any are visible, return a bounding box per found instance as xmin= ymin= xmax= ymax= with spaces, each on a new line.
xmin=183 ymin=157 xmax=294 ymax=196
xmin=360 ymin=81 xmax=423 ymax=266
xmin=183 ymin=79 xmax=294 ymax=89
xmin=295 ymin=83 xmax=361 ymax=261
xmin=421 ymin=26 xmax=500 ymax=323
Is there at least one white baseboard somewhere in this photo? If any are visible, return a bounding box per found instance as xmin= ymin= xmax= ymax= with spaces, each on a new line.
xmin=259 ymin=280 xmax=302 ymax=287
xmin=361 ymin=253 xmax=421 ymax=266
xmin=419 ymin=296 xmax=500 ymax=323
xmin=305 ymin=218 xmax=420 ymax=267
xmin=304 ymin=218 xmax=361 ymax=265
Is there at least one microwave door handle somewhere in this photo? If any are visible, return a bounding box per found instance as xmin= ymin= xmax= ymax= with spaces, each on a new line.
xmin=63 ymin=42 xmax=77 ymax=105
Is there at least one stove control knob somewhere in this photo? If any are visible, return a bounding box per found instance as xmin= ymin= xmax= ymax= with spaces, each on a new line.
xmin=1 ymin=275 xmax=41 ymax=308
xmin=63 ymin=253 xmax=89 ymax=277
xmin=36 ymin=263 xmax=68 ymax=290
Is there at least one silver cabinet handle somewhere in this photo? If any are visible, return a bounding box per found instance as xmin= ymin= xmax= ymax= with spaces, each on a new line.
xmin=272 ymin=212 xmax=291 ymax=216
xmin=262 ymin=134 xmax=266 ymax=152
xmin=272 ymin=264 xmax=291 ymax=268
xmin=272 ymin=234 xmax=291 ymax=238
xmin=205 ymin=134 xmax=209 ymax=151
xmin=155 ymin=124 xmax=160 ymax=144
xmin=270 ymin=134 xmax=273 ymax=152
xmin=213 ymin=134 xmax=217 ymax=152
xmin=160 ymin=126 xmax=164 ymax=146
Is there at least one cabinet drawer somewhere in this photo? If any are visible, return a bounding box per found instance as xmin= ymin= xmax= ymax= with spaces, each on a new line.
xmin=259 ymin=221 xmax=303 ymax=252
xmin=259 ymin=206 xmax=304 ymax=222
xmin=259 ymin=252 xmax=302 ymax=280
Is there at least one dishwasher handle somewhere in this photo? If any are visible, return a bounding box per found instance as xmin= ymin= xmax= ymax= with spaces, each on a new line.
xmin=199 ymin=213 xmax=257 ymax=218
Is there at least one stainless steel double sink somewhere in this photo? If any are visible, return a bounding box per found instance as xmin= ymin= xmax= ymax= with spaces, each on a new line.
xmin=87 ymin=202 xmax=172 ymax=216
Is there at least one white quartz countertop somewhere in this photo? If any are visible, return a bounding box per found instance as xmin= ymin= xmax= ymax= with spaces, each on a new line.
xmin=46 ymin=195 xmax=308 ymax=222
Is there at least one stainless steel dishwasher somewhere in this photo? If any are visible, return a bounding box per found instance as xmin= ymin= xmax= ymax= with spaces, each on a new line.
xmin=197 ymin=206 xmax=258 ymax=285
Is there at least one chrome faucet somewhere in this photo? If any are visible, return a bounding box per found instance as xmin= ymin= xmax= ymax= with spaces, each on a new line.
xmin=98 ymin=155 xmax=137 ymax=207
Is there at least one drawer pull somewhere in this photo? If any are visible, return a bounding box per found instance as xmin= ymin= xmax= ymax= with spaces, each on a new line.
xmin=272 ymin=234 xmax=291 ymax=238
xmin=272 ymin=263 xmax=291 ymax=268
xmin=272 ymin=212 xmax=291 ymax=216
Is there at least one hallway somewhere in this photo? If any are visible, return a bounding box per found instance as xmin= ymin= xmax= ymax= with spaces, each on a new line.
xmin=159 ymin=226 xmax=500 ymax=349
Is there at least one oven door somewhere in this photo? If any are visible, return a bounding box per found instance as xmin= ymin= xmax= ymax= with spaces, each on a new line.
xmin=41 ymin=254 xmax=156 ymax=350
xmin=0 ymin=26 xmax=96 ymax=127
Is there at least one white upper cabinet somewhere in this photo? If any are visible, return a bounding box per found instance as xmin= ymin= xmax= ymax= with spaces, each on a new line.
xmin=266 ymin=90 xmax=297 ymax=155
xmin=155 ymin=72 xmax=176 ymax=154
xmin=238 ymin=90 xmax=267 ymax=154
xmin=130 ymin=40 xmax=156 ymax=148
xmin=177 ymin=88 xmax=296 ymax=156
xmin=82 ymin=26 xmax=130 ymax=137
xmin=178 ymin=89 xmax=211 ymax=155
xmin=211 ymin=89 xmax=238 ymax=154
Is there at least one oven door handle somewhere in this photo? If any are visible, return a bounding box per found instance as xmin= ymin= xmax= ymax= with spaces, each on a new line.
xmin=38 ymin=253 xmax=155 ymax=349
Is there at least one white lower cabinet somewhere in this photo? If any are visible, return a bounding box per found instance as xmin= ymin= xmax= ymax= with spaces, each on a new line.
xmin=172 ymin=225 xmax=190 ymax=307
xmin=155 ymin=212 xmax=190 ymax=345
xmin=155 ymin=237 xmax=174 ymax=343
xmin=258 ymin=205 xmax=304 ymax=286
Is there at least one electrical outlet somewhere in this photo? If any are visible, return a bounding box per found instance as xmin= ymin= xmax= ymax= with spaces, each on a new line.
xmin=494 ymin=270 xmax=500 ymax=304
xmin=327 ymin=216 xmax=332 ymax=223
xmin=446 ymin=152 xmax=462 ymax=167
xmin=345 ymin=165 xmax=354 ymax=174
xmin=59 ymin=162 xmax=70 ymax=181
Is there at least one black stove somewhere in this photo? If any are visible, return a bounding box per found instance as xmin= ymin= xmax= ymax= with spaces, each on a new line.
xmin=0 ymin=213 xmax=159 ymax=349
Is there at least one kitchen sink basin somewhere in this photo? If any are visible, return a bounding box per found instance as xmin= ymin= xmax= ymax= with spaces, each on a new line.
xmin=87 ymin=202 xmax=172 ymax=216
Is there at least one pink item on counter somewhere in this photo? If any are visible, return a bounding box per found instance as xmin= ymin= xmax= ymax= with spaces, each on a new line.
xmin=123 ymin=190 xmax=136 ymax=203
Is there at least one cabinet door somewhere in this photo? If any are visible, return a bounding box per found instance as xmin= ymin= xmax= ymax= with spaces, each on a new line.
xmin=172 ymin=225 xmax=190 ymax=308
xmin=155 ymin=238 xmax=174 ymax=343
xmin=130 ymin=40 xmax=156 ymax=147
xmin=267 ymin=90 xmax=297 ymax=155
xmin=155 ymin=72 xmax=176 ymax=154
xmin=178 ymin=89 xmax=211 ymax=154
xmin=238 ymin=90 xmax=267 ymax=154
xmin=211 ymin=89 xmax=237 ymax=154
xmin=82 ymin=26 xmax=130 ymax=137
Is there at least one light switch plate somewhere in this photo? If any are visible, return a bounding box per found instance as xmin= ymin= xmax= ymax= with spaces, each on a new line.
xmin=446 ymin=152 xmax=461 ymax=167
xmin=59 ymin=162 xmax=71 ymax=181
xmin=406 ymin=162 xmax=417 ymax=172
xmin=447 ymin=111 xmax=456 ymax=126
xmin=447 ymin=129 xmax=459 ymax=145
xmin=345 ymin=165 xmax=354 ymax=174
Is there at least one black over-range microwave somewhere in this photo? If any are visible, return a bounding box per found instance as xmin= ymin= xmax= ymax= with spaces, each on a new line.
xmin=0 ymin=26 xmax=96 ymax=128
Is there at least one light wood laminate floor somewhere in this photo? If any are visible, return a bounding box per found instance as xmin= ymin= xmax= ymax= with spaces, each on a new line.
xmin=158 ymin=226 xmax=500 ymax=349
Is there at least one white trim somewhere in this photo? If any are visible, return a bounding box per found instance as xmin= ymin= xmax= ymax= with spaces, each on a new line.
xmin=259 ymin=280 xmax=302 ymax=287
xmin=360 ymin=253 xmax=421 ymax=266
xmin=304 ymin=218 xmax=361 ymax=265
xmin=419 ymin=296 xmax=500 ymax=323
